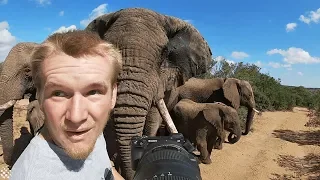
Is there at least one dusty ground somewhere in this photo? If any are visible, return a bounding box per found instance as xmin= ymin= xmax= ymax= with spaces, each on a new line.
xmin=0 ymin=100 xmax=319 ymax=180
xmin=199 ymin=107 xmax=320 ymax=180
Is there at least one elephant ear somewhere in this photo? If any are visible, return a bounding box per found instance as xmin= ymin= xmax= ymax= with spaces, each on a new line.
xmin=162 ymin=18 xmax=212 ymax=84
xmin=85 ymin=12 xmax=119 ymax=39
xmin=202 ymin=107 xmax=222 ymax=130
xmin=223 ymin=78 xmax=240 ymax=109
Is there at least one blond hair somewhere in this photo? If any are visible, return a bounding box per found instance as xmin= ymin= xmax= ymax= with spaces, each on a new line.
xmin=31 ymin=30 xmax=122 ymax=99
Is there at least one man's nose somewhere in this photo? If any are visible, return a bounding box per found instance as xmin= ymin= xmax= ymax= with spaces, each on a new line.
xmin=66 ymin=93 xmax=88 ymax=124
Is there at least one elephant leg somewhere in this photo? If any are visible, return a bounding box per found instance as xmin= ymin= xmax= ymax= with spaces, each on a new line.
xmin=207 ymin=135 xmax=215 ymax=155
xmin=0 ymin=106 xmax=14 ymax=167
xmin=243 ymin=108 xmax=255 ymax=135
xmin=144 ymin=106 xmax=162 ymax=136
xmin=196 ymin=129 xmax=211 ymax=164
xmin=214 ymin=130 xmax=225 ymax=150
xmin=157 ymin=122 xmax=168 ymax=136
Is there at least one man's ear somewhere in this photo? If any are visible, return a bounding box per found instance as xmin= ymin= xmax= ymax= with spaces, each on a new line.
xmin=111 ymin=83 xmax=117 ymax=109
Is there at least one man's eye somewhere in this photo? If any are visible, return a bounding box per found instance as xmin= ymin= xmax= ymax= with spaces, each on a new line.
xmin=88 ymin=90 xmax=101 ymax=95
xmin=52 ymin=91 xmax=65 ymax=97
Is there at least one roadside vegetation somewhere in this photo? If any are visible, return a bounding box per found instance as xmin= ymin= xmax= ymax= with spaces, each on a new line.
xmin=199 ymin=57 xmax=320 ymax=127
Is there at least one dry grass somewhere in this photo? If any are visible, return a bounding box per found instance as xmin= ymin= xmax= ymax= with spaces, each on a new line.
xmin=271 ymin=154 xmax=320 ymax=180
xmin=272 ymin=129 xmax=320 ymax=146
xmin=305 ymin=109 xmax=320 ymax=128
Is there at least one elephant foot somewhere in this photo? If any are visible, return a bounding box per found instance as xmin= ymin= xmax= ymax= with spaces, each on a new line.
xmin=213 ymin=143 xmax=223 ymax=150
xmin=242 ymin=131 xmax=249 ymax=135
xmin=200 ymin=157 xmax=212 ymax=164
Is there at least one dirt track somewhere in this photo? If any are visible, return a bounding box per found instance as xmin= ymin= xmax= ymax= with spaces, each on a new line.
xmin=199 ymin=107 xmax=320 ymax=180
xmin=0 ymin=101 xmax=319 ymax=180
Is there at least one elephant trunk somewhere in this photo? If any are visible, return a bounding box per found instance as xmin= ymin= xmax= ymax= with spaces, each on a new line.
xmin=227 ymin=126 xmax=241 ymax=144
xmin=0 ymin=72 xmax=27 ymax=106
xmin=243 ymin=107 xmax=255 ymax=135
xmin=113 ymin=65 xmax=160 ymax=179
xmin=0 ymin=106 xmax=14 ymax=167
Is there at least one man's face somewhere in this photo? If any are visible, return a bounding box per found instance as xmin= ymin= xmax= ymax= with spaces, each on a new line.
xmin=40 ymin=53 xmax=117 ymax=159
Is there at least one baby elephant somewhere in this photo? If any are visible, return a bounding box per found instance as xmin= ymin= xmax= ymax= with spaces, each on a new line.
xmin=171 ymin=99 xmax=242 ymax=164
xmin=26 ymin=100 xmax=45 ymax=136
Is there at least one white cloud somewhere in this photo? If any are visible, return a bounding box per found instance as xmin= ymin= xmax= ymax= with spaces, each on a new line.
xmin=297 ymin=72 xmax=303 ymax=76
xmin=299 ymin=8 xmax=320 ymax=24
xmin=214 ymin=56 xmax=235 ymax=64
xmin=255 ymin=61 xmax=263 ymax=67
xmin=231 ymin=51 xmax=249 ymax=59
xmin=52 ymin=25 xmax=77 ymax=34
xmin=215 ymin=56 xmax=225 ymax=62
xmin=267 ymin=47 xmax=320 ymax=64
xmin=34 ymin=0 xmax=51 ymax=5
xmin=283 ymin=64 xmax=292 ymax=70
xmin=1 ymin=0 xmax=8 ymax=5
xmin=59 ymin=11 xmax=64 ymax=16
xmin=286 ymin=23 xmax=297 ymax=32
xmin=226 ymin=59 xmax=235 ymax=64
xmin=80 ymin=4 xmax=108 ymax=27
xmin=268 ymin=62 xmax=281 ymax=68
xmin=0 ymin=21 xmax=9 ymax=30
xmin=0 ymin=21 xmax=16 ymax=62
xmin=268 ymin=62 xmax=292 ymax=70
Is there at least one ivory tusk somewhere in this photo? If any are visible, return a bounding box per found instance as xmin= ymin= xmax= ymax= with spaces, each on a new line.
xmin=253 ymin=108 xmax=260 ymax=113
xmin=156 ymin=99 xmax=178 ymax=134
xmin=0 ymin=100 xmax=17 ymax=110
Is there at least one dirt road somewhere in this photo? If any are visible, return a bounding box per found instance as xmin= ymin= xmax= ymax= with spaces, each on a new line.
xmin=0 ymin=102 xmax=319 ymax=180
xmin=199 ymin=107 xmax=320 ymax=180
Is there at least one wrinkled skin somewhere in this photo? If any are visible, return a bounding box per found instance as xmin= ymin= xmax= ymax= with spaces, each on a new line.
xmin=171 ymin=99 xmax=242 ymax=164
xmin=165 ymin=77 xmax=257 ymax=136
xmin=85 ymin=8 xmax=212 ymax=179
xmin=26 ymin=100 xmax=44 ymax=136
xmin=144 ymin=67 xmax=181 ymax=136
xmin=0 ymin=42 xmax=38 ymax=166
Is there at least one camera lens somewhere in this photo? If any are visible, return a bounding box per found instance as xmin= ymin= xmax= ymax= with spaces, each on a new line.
xmin=133 ymin=140 xmax=201 ymax=180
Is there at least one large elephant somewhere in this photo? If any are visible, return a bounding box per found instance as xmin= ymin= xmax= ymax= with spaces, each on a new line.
xmin=0 ymin=42 xmax=39 ymax=166
xmin=171 ymin=99 xmax=242 ymax=164
xmin=164 ymin=77 xmax=259 ymax=136
xmin=85 ymin=8 xmax=212 ymax=179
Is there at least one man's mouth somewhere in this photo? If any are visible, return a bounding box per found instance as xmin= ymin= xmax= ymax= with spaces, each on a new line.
xmin=66 ymin=128 xmax=91 ymax=141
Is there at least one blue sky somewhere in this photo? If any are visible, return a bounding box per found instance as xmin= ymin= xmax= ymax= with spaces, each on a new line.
xmin=1 ymin=0 xmax=320 ymax=88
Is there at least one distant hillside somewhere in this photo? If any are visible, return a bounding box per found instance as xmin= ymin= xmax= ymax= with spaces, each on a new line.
xmin=306 ymin=88 xmax=320 ymax=93
xmin=283 ymin=85 xmax=320 ymax=93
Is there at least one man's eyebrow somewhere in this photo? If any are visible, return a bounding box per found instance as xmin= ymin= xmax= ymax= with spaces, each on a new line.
xmin=44 ymin=82 xmax=64 ymax=89
xmin=43 ymin=81 xmax=108 ymax=90
xmin=86 ymin=81 xmax=108 ymax=90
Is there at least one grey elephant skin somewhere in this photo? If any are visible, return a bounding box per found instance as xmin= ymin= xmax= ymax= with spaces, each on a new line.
xmin=0 ymin=42 xmax=38 ymax=166
xmin=85 ymin=8 xmax=212 ymax=179
xmin=171 ymin=99 xmax=242 ymax=164
xmin=164 ymin=77 xmax=257 ymax=136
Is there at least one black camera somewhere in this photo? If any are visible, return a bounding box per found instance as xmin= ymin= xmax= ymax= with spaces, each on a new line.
xmin=131 ymin=133 xmax=202 ymax=180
